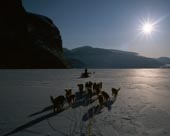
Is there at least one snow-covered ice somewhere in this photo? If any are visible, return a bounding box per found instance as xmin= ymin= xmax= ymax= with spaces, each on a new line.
xmin=1 ymin=69 xmax=170 ymax=136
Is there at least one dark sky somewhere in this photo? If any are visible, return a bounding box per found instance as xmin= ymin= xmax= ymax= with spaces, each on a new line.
xmin=23 ymin=0 xmax=170 ymax=58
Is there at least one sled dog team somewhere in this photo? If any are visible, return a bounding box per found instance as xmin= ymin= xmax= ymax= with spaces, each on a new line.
xmin=50 ymin=81 xmax=120 ymax=112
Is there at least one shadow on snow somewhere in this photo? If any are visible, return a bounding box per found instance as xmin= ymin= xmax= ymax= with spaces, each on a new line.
xmin=3 ymin=106 xmax=69 ymax=136
xmin=82 ymin=96 xmax=117 ymax=122
xmin=3 ymin=92 xmax=118 ymax=136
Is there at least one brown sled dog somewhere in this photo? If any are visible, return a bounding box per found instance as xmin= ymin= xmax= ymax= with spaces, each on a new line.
xmin=65 ymin=89 xmax=75 ymax=106
xmin=93 ymin=82 xmax=102 ymax=95
xmin=66 ymin=95 xmax=75 ymax=106
xmin=98 ymin=94 xmax=104 ymax=107
xmin=50 ymin=95 xmax=65 ymax=112
xmin=111 ymin=88 xmax=120 ymax=97
xmin=101 ymin=91 xmax=110 ymax=102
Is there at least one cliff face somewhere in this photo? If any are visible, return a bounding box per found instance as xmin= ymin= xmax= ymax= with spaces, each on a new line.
xmin=0 ymin=0 xmax=68 ymax=68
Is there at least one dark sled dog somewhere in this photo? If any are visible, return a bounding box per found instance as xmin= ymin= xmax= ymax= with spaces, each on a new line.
xmin=101 ymin=91 xmax=110 ymax=102
xmin=77 ymin=84 xmax=84 ymax=94
xmin=98 ymin=94 xmax=104 ymax=108
xmin=111 ymin=88 xmax=120 ymax=97
xmin=50 ymin=95 xmax=65 ymax=112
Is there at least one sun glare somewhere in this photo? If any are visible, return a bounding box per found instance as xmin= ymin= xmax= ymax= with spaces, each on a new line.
xmin=138 ymin=15 xmax=168 ymax=38
xmin=138 ymin=18 xmax=158 ymax=38
xmin=139 ymin=20 xmax=155 ymax=36
xmin=142 ymin=23 xmax=153 ymax=34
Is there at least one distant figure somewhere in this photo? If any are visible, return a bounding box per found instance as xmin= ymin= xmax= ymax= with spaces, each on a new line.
xmin=84 ymin=68 xmax=88 ymax=77
xmin=80 ymin=68 xmax=90 ymax=78
xmin=85 ymin=68 xmax=88 ymax=74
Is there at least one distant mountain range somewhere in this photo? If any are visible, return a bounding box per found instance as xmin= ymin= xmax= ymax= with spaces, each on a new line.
xmin=64 ymin=46 xmax=170 ymax=68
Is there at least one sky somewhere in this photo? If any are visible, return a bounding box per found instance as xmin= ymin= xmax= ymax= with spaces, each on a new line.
xmin=23 ymin=0 xmax=170 ymax=58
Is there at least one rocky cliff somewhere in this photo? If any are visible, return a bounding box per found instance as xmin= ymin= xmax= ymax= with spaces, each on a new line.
xmin=0 ymin=0 xmax=69 ymax=68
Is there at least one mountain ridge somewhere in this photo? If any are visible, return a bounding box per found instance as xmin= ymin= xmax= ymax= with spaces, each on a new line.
xmin=64 ymin=46 xmax=170 ymax=68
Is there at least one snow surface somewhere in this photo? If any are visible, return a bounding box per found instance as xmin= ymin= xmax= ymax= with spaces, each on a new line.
xmin=1 ymin=69 xmax=170 ymax=136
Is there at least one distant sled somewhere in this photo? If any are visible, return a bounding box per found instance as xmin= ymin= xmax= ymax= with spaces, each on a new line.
xmin=80 ymin=72 xmax=90 ymax=78
xmin=80 ymin=68 xmax=91 ymax=78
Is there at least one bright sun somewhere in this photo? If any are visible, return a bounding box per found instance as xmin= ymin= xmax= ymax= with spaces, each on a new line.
xmin=138 ymin=16 xmax=166 ymax=38
xmin=138 ymin=19 xmax=156 ymax=37
xmin=142 ymin=23 xmax=153 ymax=34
